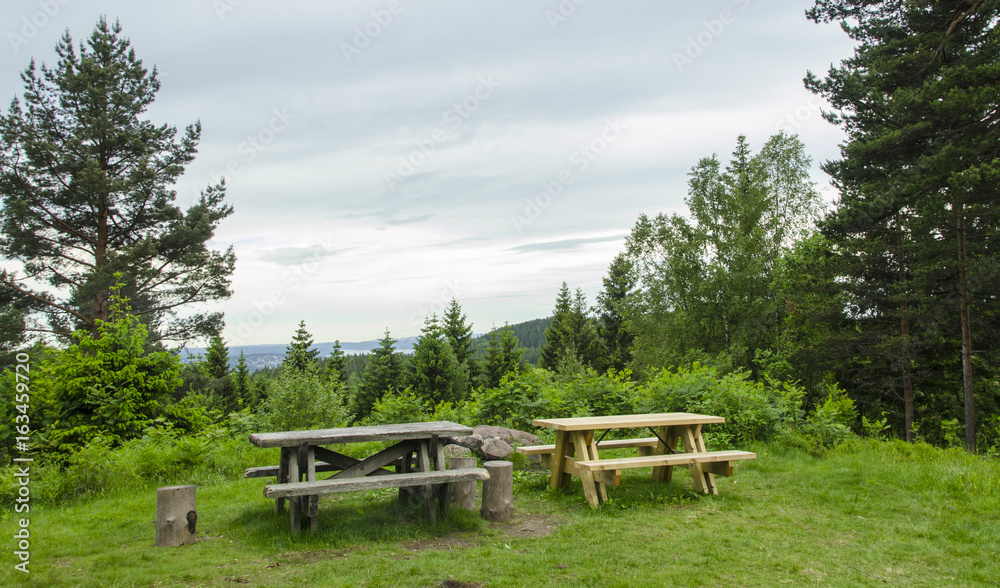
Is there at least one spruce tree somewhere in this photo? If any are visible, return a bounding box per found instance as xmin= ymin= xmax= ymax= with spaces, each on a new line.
xmin=539 ymin=283 xmax=602 ymax=371
xmin=596 ymin=254 xmax=636 ymax=373
xmin=442 ymin=299 xmax=474 ymax=366
xmin=234 ymin=350 xmax=252 ymax=407
xmin=0 ymin=18 xmax=235 ymax=344
xmin=353 ymin=328 xmax=403 ymax=421
xmin=407 ymin=314 xmax=468 ymax=406
xmin=325 ymin=340 xmax=347 ymax=384
xmin=806 ymin=0 xmax=1000 ymax=450
xmin=483 ymin=323 xmax=524 ymax=389
xmin=283 ymin=320 xmax=319 ymax=373
xmin=205 ymin=334 xmax=230 ymax=380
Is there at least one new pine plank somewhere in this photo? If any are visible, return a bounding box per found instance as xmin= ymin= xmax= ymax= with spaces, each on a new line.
xmin=533 ymin=413 xmax=725 ymax=431
xmin=516 ymin=437 xmax=661 ymax=456
xmin=575 ymin=450 xmax=757 ymax=471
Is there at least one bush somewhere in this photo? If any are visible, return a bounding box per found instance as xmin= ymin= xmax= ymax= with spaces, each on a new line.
xmin=258 ymin=366 xmax=349 ymax=432
xmin=363 ymin=388 xmax=429 ymax=426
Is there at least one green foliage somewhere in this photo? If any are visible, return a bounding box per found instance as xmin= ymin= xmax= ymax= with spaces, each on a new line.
xmin=623 ymin=133 xmax=823 ymax=377
xmin=481 ymin=323 xmax=524 ymax=390
xmin=596 ymin=254 xmax=636 ymax=372
xmin=0 ymin=17 xmax=235 ymax=344
xmin=325 ymin=340 xmax=347 ymax=384
xmin=406 ymin=314 xmax=469 ymax=407
xmin=35 ymin=282 xmax=182 ymax=452
xmin=539 ymin=283 xmax=602 ymax=372
xmin=258 ymin=366 xmax=349 ymax=432
xmin=283 ymin=320 xmax=320 ymax=373
xmin=363 ymin=388 xmax=430 ymax=426
xmin=797 ymin=384 xmax=858 ymax=452
xmin=352 ymin=328 xmax=404 ymax=421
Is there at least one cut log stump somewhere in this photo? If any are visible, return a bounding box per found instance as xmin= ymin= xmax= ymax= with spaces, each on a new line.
xmin=480 ymin=460 xmax=513 ymax=522
xmin=447 ymin=456 xmax=478 ymax=510
xmin=155 ymin=485 xmax=197 ymax=547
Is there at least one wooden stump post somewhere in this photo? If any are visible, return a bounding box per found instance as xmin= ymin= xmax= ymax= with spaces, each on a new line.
xmin=447 ymin=456 xmax=477 ymax=510
xmin=155 ymin=485 xmax=197 ymax=547
xmin=480 ymin=461 xmax=513 ymax=522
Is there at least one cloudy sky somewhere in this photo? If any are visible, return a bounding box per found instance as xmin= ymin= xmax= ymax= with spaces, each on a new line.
xmin=1 ymin=0 xmax=857 ymax=347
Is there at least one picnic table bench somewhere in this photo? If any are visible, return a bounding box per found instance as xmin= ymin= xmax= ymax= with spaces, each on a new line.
xmin=246 ymin=421 xmax=489 ymax=534
xmin=518 ymin=413 xmax=755 ymax=507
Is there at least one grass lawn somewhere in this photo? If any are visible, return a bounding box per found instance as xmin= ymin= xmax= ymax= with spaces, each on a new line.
xmin=2 ymin=438 xmax=998 ymax=587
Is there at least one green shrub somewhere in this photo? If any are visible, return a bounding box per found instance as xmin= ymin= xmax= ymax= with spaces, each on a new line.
xmin=796 ymin=384 xmax=857 ymax=451
xmin=258 ymin=366 xmax=349 ymax=432
xmin=363 ymin=388 xmax=429 ymax=426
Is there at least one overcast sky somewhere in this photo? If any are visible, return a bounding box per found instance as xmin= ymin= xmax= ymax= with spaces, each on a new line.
xmin=1 ymin=0 xmax=857 ymax=347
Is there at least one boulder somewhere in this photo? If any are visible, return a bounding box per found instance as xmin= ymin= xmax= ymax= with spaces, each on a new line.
xmin=480 ymin=437 xmax=514 ymax=461
xmin=443 ymin=444 xmax=472 ymax=459
xmin=444 ymin=425 xmax=540 ymax=460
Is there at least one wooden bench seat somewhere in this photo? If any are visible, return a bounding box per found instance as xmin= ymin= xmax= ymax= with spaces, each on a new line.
xmin=263 ymin=468 xmax=489 ymax=499
xmin=244 ymin=459 xmax=404 ymax=479
xmin=576 ymin=450 xmax=756 ymax=477
xmin=516 ymin=437 xmax=660 ymax=456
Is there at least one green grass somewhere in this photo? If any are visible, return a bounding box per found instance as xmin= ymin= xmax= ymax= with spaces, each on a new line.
xmin=2 ymin=438 xmax=998 ymax=587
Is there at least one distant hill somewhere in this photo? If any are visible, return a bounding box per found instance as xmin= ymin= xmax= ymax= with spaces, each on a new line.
xmin=182 ymin=318 xmax=551 ymax=372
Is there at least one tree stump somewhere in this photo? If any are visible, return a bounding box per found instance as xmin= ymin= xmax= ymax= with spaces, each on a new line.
xmin=155 ymin=485 xmax=197 ymax=547
xmin=480 ymin=460 xmax=513 ymax=522
xmin=447 ymin=456 xmax=478 ymax=510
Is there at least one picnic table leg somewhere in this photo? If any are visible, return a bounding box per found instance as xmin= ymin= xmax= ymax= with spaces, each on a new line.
xmin=652 ymin=426 xmax=679 ymax=483
xmin=303 ymin=445 xmax=318 ymax=532
xmin=287 ymin=448 xmax=301 ymax=535
xmin=584 ymin=431 xmax=609 ymax=502
xmin=397 ymin=448 xmax=414 ymax=506
xmin=679 ymin=425 xmax=716 ymax=495
xmin=431 ymin=435 xmax=449 ymax=514
xmin=549 ymin=431 xmax=571 ymax=489
xmin=417 ymin=439 xmax=435 ymax=523
xmin=572 ymin=431 xmax=603 ymax=508
xmin=275 ymin=448 xmax=289 ymax=513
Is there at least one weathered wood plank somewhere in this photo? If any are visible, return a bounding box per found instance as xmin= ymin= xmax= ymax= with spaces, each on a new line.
xmin=533 ymin=413 xmax=725 ymax=432
xmin=263 ymin=468 xmax=490 ymax=499
xmin=249 ymin=421 xmax=473 ymax=448
xmin=327 ymin=441 xmax=417 ymax=480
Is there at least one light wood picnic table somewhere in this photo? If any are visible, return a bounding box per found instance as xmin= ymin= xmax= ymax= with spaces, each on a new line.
xmin=246 ymin=421 xmax=487 ymax=533
xmin=527 ymin=413 xmax=756 ymax=507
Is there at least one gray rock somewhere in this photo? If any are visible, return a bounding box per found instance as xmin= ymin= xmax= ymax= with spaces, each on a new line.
xmin=480 ymin=437 xmax=514 ymax=460
xmin=472 ymin=425 xmax=541 ymax=447
xmin=447 ymin=434 xmax=484 ymax=452
xmin=443 ymin=444 xmax=472 ymax=458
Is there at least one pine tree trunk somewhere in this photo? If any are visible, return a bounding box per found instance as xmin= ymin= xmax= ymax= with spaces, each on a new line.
xmin=957 ymin=209 xmax=976 ymax=452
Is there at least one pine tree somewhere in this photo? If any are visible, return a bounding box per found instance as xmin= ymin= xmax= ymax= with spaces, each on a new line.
xmin=353 ymin=328 xmax=403 ymax=421
xmin=442 ymin=299 xmax=474 ymax=366
xmin=205 ymin=334 xmax=230 ymax=380
xmin=806 ymin=0 xmax=1000 ymax=450
xmin=596 ymin=254 xmax=636 ymax=373
xmin=325 ymin=340 xmax=347 ymax=384
xmin=234 ymin=350 xmax=252 ymax=407
xmin=483 ymin=323 xmax=524 ymax=389
xmin=283 ymin=320 xmax=319 ymax=373
xmin=0 ymin=18 xmax=235 ymax=344
xmin=407 ymin=314 xmax=468 ymax=406
xmin=539 ymin=283 xmax=601 ymax=371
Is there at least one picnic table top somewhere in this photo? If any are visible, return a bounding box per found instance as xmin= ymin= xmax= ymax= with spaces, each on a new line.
xmin=532 ymin=412 xmax=726 ymax=432
xmin=249 ymin=420 xmax=472 ymax=448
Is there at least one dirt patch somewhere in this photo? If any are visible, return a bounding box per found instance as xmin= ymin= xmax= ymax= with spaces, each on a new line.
xmin=439 ymin=581 xmax=484 ymax=588
xmin=401 ymin=533 xmax=477 ymax=552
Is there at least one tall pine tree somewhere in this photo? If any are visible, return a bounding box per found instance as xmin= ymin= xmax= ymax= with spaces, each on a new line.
xmin=353 ymin=328 xmax=403 ymax=421
xmin=283 ymin=320 xmax=320 ymax=373
xmin=807 ymin=0 xmax=1000 ymax=450
xmin=0 ymin=18 xmax=235 ymax=344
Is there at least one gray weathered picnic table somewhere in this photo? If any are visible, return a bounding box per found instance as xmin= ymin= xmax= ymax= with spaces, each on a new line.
xmin=245 ymin=421 xmax=489 ymax=534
